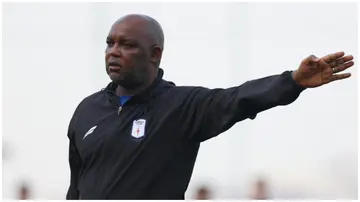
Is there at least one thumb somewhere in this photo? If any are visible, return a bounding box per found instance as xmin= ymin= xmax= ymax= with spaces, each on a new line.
xmin=306 ymin=54 xmax=320 ymax=65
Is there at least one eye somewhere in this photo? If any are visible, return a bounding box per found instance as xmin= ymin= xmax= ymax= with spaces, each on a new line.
xmin=106 ymin=39 xmax=114 ymax=47
xmin=123 ymin=43 xmax=136 ymax=48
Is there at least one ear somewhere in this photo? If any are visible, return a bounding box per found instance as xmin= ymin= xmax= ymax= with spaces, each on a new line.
xmin=150 ymin=46 xmax=163 ymax=65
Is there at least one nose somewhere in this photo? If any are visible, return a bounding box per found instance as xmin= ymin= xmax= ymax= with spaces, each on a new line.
xmin=107 ymin=44 xmax=121 ymax=57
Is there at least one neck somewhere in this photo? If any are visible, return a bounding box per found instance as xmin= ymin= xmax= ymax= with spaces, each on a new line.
xmin=115 ymin=68 xmax=158 ymax=97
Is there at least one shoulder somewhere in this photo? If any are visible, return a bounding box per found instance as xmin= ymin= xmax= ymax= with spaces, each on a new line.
xmin=167 ymin=82 xmax=208 ymax=94
xmin=171 ymin=84 xmax=215 ymax=96
xmin=164 ymin=84 xmax=216 ymax=105
xmin=154 ymin=79 xmax=202 ymax=98
xmin=71 ymin=89 xmax=106 ymax=120
xmin=67 ymin=90 xmax=106 ymax=137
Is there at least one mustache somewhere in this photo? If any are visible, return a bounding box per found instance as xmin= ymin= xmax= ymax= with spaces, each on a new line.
xmin=107 ymin=61 xmax=122 ymax=67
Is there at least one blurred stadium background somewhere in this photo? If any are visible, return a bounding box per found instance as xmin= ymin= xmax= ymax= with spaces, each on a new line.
xmin=2 ymin=2 xmax=358 ymax=200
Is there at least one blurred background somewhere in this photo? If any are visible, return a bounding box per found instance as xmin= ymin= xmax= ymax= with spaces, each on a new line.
xmin=2 ymin=2 xmax=358 ymax=200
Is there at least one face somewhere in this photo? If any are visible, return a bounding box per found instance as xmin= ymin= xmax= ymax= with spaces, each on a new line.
xmin=105 ymin=19 xmax=153 ymax=89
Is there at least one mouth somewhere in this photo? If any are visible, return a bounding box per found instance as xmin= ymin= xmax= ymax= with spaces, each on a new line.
xmin=108 ymin=61 xmax=122 ymax=72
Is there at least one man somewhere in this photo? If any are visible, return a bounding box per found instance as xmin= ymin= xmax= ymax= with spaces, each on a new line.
xmin=66 ymin=14 xmax=354 ymax=199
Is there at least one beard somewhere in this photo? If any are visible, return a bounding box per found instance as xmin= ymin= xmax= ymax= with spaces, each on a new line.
xmin=107 ymin=66 xmax=147 ymax=90
xmin=114 ymin=76 xmax=142 ymax=89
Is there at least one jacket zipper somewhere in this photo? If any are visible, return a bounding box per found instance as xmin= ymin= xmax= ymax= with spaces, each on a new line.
xmin=117 ymin=101 xmax=131 ymax=115
xmin=117 ymin=106 xmax=123 ymax=115
xmin=107 ymin=90 xmax=135 ymax=115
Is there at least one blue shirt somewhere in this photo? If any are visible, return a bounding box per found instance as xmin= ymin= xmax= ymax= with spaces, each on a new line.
xmin=119 ymin=96 xmax=132 ymax=106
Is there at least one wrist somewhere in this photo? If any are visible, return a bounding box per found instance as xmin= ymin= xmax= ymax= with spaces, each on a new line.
xmin=292 ymin=70 xmax=300 ymax=84
xmin=291 ymin=70 xmax=306 ymax=90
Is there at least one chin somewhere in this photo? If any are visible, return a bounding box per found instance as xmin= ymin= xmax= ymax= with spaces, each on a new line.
xmin=115 ymin=79 xmax=142 ymax=90
xmin=108 ymin=72 xmax=142 ymax=89
xmin=108 ymin=72 xmax=123 ymax=81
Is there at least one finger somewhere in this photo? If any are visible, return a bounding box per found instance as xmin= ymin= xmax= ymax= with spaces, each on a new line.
xmin=330 ymin=73 xmax=351 ymax=82
xmin=322 ymin=51 xmax=345 ymax=63
xmin=332 ymin=61 xmax=354 ymax=74
xmin=329 ymin=55 xmax=354 ymax=67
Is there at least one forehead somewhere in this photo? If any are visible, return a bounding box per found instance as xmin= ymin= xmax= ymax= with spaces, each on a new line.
xmin=108 ymin=18 xmax=152 ymax=42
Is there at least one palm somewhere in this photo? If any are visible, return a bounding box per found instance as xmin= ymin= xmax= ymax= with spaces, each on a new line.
xmin=298 ymin=59 xmax=334 ymax=88
xmin=294 ymin=52 xmax=354 ymax=88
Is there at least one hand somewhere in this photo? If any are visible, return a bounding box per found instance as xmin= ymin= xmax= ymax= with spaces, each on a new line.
xmin=293 ymin=51 xmax=354 ymax=88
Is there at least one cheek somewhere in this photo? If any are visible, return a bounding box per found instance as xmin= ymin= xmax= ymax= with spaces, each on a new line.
xmin=105 ymin=49 xmax=111 ymax=59
xmin=134 ymin=51 xmax=149 ymax=64
xmin=125 ymin=52 xmax=147 ymax=66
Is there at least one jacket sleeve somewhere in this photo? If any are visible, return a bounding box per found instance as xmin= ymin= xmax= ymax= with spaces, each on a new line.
xmin=66 ymin=115 xmax=82 ymax=200
xmin=181 ymin=71 xmax=305 ymax=142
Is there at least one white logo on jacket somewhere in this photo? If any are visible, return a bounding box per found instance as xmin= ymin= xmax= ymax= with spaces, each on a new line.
xmin=131 ymin=119 xmax=146 ymax=138
xmin=83 ymin=126 xmax=97 ymax=140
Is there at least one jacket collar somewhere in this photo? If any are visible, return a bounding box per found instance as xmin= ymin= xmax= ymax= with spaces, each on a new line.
xmin=104 ymin=68 xmax=174 ymax=105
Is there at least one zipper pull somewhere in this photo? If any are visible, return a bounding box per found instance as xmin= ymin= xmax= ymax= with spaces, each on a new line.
xmin=118 ymin=106 xmax=123 ymax=115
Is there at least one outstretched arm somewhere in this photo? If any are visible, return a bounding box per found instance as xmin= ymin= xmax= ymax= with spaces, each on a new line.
xmin=181 ymin=51 xmax=354 ymax=142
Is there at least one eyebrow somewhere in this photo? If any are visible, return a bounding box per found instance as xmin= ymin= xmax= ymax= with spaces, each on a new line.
xmin=105 ymin=36 xmax=142 ymax=50
xmin=106 ymin=35 xmax=137 ymax=42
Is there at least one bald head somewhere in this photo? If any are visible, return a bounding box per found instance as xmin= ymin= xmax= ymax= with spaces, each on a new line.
xmin=114 ymin=14 xmax=164 ymax=50
xmin=105 ymin=14 xmax=164 ymax=90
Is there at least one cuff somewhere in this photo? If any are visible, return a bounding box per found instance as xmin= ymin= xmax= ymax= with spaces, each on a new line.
xmin=290 ymin=71 xmax=306 ymax=92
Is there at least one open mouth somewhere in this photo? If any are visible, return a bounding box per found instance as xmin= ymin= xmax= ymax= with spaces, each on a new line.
xmin=108 ymin=62 xmax=122 ymax=72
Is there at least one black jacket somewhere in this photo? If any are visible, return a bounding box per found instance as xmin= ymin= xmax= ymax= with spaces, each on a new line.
xmin=66 ymin=68 xmax=305 ymax=199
